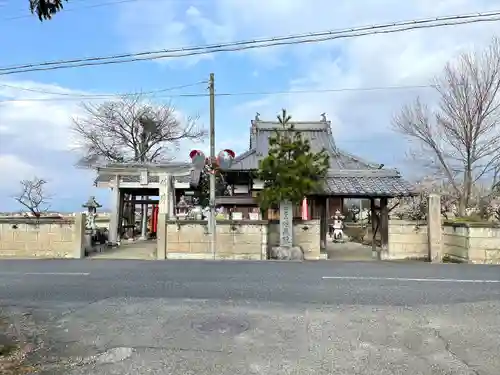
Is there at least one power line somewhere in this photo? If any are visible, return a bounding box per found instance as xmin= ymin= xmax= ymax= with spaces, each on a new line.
xmin=3 ymin=11 xmax=498 ymax=71
xmin=0 ymin=80 xmax=207 ymax=97
xmin=0 ymin=83 xmax=439 ymax=103
xmin=204 ymin=84 xmax=437 ymax=97
xmin=0 ymin=11 xmax=498 ymax=75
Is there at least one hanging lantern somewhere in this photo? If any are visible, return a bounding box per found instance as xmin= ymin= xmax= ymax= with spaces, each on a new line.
xmin=223 ymin=149 xmax=235 ymax=158
xmin=301 ymin=197 xmax=309 ymax=220
xmin=189 ymin=150 xmax=206 ymax=168
xmin=217 ymin=149 xmax=235 ymax=169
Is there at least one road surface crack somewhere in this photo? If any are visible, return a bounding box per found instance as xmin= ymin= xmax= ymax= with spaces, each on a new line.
xmin=430 ymin=328 xmax=479 ymax=375
xmin=127 ymin=345 xmax=228 ymax=353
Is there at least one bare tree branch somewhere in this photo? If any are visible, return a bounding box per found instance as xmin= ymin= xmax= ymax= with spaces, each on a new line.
xmin=393 ymin=37 xmax=500 ymax=216
xmin=14 ymin=177 xmax=51 ymax=217
xmin=72 ymin=93 xmax=207 ymax=167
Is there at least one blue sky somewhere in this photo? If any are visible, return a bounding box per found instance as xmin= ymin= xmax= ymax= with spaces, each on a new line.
xmin=0 ymin=0 xmax=499 ymax=212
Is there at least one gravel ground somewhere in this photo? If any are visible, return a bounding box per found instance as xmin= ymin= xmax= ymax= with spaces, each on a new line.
xmin=0 ymin=311 xmax=42 ymax=374
xmin=1 ymin=260 xmax=499 ymax=374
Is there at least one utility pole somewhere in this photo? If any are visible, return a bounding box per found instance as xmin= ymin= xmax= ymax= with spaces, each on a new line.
xmin=208 ymin=73 xmax=216 ymax=259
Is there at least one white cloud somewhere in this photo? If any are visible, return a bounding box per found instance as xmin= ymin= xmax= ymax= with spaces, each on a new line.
xmin=0 ymin=80 xmax=90 ymax=151
xmin=0 ymin=82 xmax=86 ymax=204
xmin=189 ymin=0 xmax=500 ymax=165
xmin=0 ymin=154 xmax=36 ymax=192
xmin=115 ymin=0 xmax=216 ymax=67
xmin=116 ymin=1 xmax=500 ymax=149
xmin=120 ymin=0 xmax=497 ymax=65
xmin=2 ymin=0 xmax=499 ymax=208
xmin=0 ymin=79 xmax=212 ymax=210
xmin=0 ymin=81 xmax=204 ymax=156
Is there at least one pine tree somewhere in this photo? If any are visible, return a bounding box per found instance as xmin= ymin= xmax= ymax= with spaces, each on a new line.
xmin=256 ymin=109 xmax=330 ymax=212
xmin=196 ymin=159 xmax=228 ymax=208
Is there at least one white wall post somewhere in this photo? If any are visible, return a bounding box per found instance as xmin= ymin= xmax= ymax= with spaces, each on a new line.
xmin=108 ymin=175 xmax=120 ymax=245
xmin=428 ymin=194 xmax=443 ymax=263
xmin=140 ymin=201 xmax=148 ymax=240
xmin=157 ymin=173 xmax=172 ymax=259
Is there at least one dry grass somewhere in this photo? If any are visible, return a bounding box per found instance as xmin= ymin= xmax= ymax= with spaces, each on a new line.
xmin=0 ymin=317 xmax=39 ymax=375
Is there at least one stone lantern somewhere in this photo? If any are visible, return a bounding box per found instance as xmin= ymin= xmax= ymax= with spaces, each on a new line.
xmin=331 ymin=209 xmax=345 ymax=242
xmin=176 ymin=195 xmax=189 ymax=220
xmin=82 ymin=196 xmax=102 ymax=234
xmin=349 ymin=204 xmax=360 ymax=223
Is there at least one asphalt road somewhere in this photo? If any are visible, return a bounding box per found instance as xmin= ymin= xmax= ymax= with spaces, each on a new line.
xmin=1 ymin=260 xmax=499 ymax=374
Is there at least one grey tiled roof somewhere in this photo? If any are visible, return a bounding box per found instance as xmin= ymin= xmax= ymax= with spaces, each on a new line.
xmin=230 ymin=149 xmax=258 ymax=171
xmin=322 ymin=176 xmax=417 ymax=197
xmin=103 ymin=162 xmax=191 ymax=169
xmin=229 ymin=121 xmax=380 ymax=171
xmin=95 ymin=163 xmax=197 ymax=185
xmin=95 ymin=173 xmax=194 ymax=184
xmin=227 ymin=119 xmax=416 ymax=197
xmin=95 ymin=175 xmax=139 ymax=183
xmin=92 ymin=120 xmax=417 ymax=197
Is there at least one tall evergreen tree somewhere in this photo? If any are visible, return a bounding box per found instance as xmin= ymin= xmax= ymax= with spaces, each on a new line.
xmin=256 ymin=109 xmax=330 ymax=212
xmin=196 ymin=159 xmax=229 ymax=208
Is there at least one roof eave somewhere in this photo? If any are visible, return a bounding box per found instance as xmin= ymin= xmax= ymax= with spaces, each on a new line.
xmin=96 ymin=165 xmax=193 ymax=176
xmin=327 ymin=169 xmax=400 ymax=178
xmin=315 ymin=191 xmax=418 ymax=198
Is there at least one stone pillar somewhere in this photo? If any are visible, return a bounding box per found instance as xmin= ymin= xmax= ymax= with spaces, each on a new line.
xmin=158 ymin=173 xmax=171 ymax=215
xmin=279 ymin=200 xmax=293 ymax=247
xmin=156 ymin=213 xmax=167 ymax=260
xmin=118 ymin=192 xmax=125 ymax=242
xmin=370 ymin=198 xmax=377 ymax=258
xmin=320 ymin=196 xmax=327 ymax=251
xmin=169 ymin=179 xmax=175 ymax=219
xmin=140 ymin=200 xmax=148 ymax=240
xmin=128 ymin=194 xmax=136 ymax=239
xmin=428 ymin=194 xmax=442 ymax=263
xmin=261 ymin=224 xmax=268 ymax=260
xmin=73 ymin=213 xmax=86 ymax=258
xmin=379 ymin=197 xmax=389 ymax=260
xmin=108 ymin=175 xmax=120 ymax=245
xmin=157 ymin=174 xmax=171 ymax=259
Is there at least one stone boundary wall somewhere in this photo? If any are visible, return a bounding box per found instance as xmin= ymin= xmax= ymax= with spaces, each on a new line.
xmin=343 ymin=223 xmax=380 ymax=244
xmin=384 ymin=219 xmax=500 ymax=264
xmin=0 ymin=215 xmax=86 ymax=258
xmin=442 ymin=224 xmax=468 ymax=262
xmin=443 ymin=222 xmax=500 ymax=264
xmin=95 ymin=216 xmax=110 ymax=229
xmin=268 ymin=220 xmax=321 ymax=260
xmin=387 ymin=220 xmax=429 ymax=261
xmin=160 ymin=220 xmax=268 ymax=260
xmin=156 ymin=218 xmax=321 ymax=261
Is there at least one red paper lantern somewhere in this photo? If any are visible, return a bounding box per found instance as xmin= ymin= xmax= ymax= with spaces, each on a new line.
xmin=217 ymin=149 xmax=235 ymax=169
xmin=223 ymin=149 xmax=235 ymax=158
xmin=189 ymin=150 xmax=206 ymax=168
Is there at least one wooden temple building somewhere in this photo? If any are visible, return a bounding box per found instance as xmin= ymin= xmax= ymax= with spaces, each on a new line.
xmin=95 ymin=115 xmax=416 ymax=253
